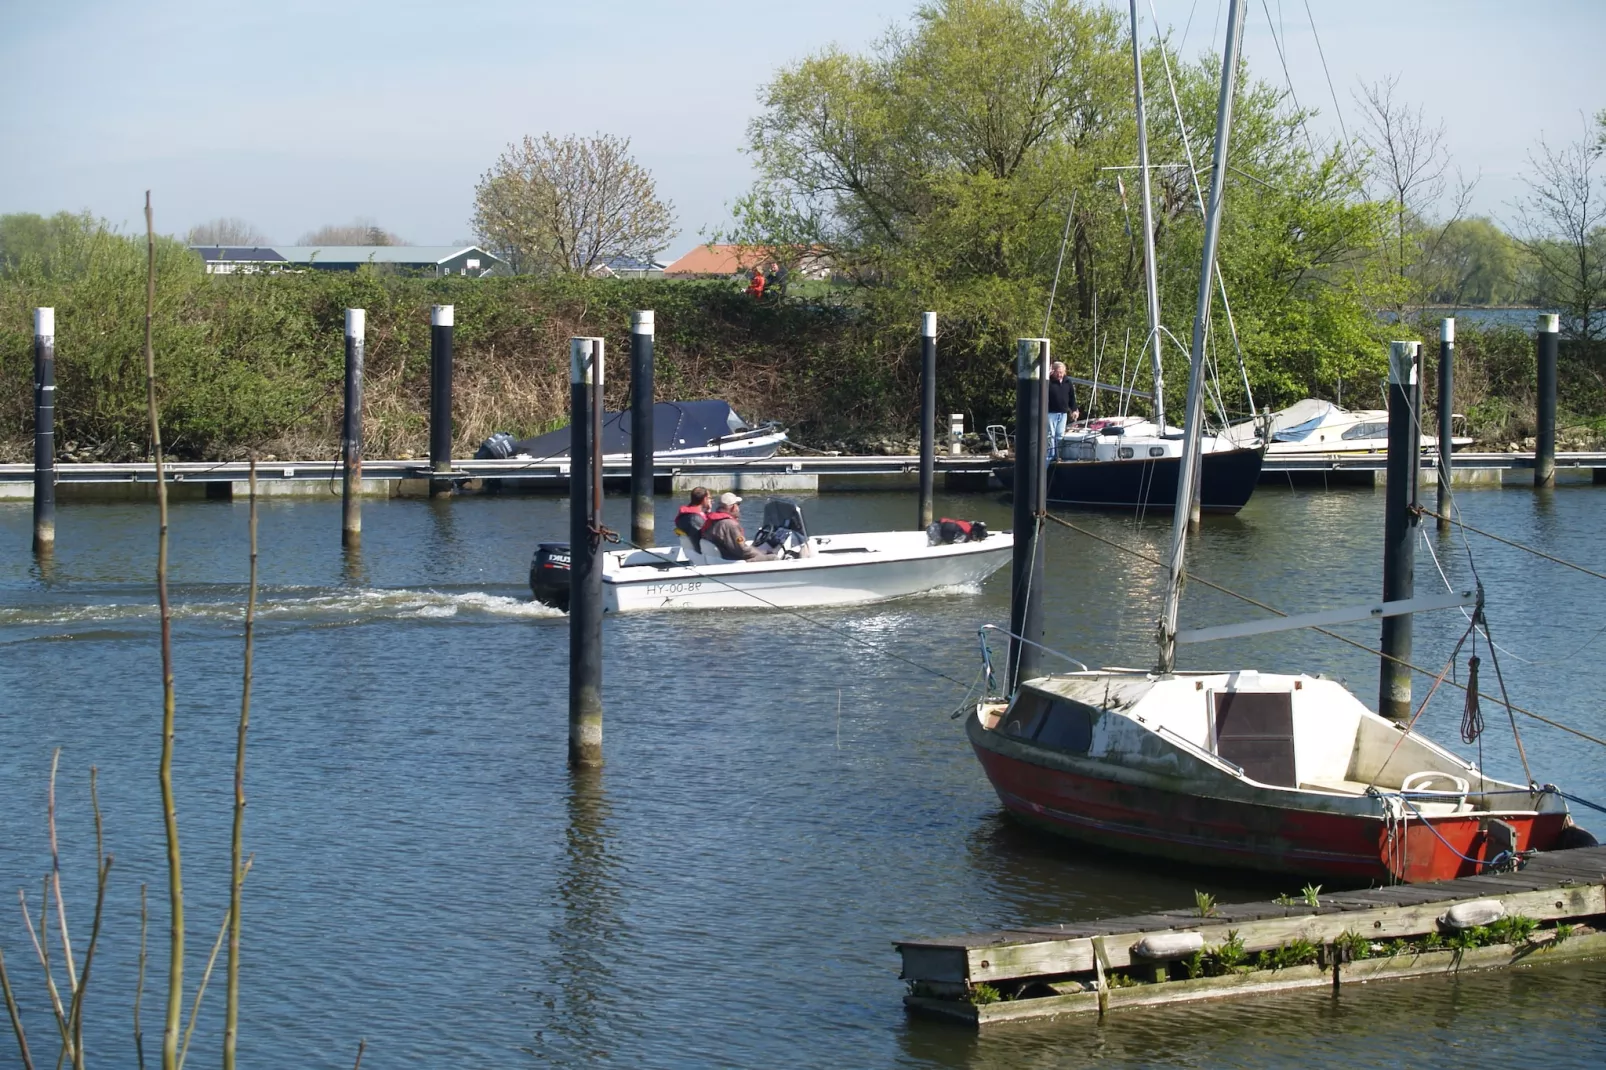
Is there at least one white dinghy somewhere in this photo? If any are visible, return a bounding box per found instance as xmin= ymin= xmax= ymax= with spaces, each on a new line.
xmin=530 ymin=500 xmax=1012 ymax=614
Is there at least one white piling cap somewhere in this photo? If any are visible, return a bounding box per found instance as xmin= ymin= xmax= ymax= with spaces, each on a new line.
xmin=921 ymin=311 xmax=937 ymax=338
xmin=1016 ymin=338 xmax=1049 ymax=379
xmin=432 ymin=304 xmax=454 ymax=327
xmin=1440 ymin=318 xmax=1454 ymax=343
xmin=1388 ymin=341 xmax=1419 ymax=385
xmin=345 ymin=308 xmax=365 ymax=338
xmin=1538 ymin=312 xmax=1559 ymax=334
xmin=34 ymin=307 xmax=54 ymax=337
xmin=570 ymin=337 xmax=605 ymax=385
xmin=632 ymin=309 xmax=655 ymax=335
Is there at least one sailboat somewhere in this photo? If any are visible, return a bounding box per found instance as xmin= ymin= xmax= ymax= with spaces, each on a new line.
xmin=964 ymin=0 xmax=1590 ymax=883
xmin=1003 ymin=0 xmax=1264 ymax=515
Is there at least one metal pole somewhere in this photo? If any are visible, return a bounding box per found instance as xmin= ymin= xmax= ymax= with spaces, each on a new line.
xmin=569 ymin=336 xmax=605 ymax=768
xmin=1379 ymin=341 xmax=1420 ymax=723
xmin=1436 ymin=318 xmax=1454 ymax=530
xmin=918 ymin=312 xmax=937 ymax=528
xmin=33 ymin=307 xmax=56 ymax=555
xmin=342 ymin=309 xmax=365 ymax=547
xmin=1009 ymin=338 xmax=1049 ymax=691
xmin=950 ymin=414 xmax=964 ymax=455
xmin=1128 ymin=0 xmax=1165 ymax=427
xmin=1158 ymin=0 xmax=1246 ymax=674
xmin=429 ymin=304 xmax=454 ymax=497
xmin=1535 ymin=312 xmax=1559 ymax=488
xmin=630 ymin=311 xmax=655 ymax=548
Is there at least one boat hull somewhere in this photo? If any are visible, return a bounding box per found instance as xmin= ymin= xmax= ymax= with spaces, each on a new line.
xmin=998 ymin=445 xmax=1265 ymax=514
xmin=601 ymin=532 xmax=1013 ymax=613
xmin=967 ymin=716 xmax=1569 ymax=883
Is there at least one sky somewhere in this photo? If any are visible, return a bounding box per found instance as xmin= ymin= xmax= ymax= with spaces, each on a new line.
xmin=3 ymin=0 xmax=1602 ymax=259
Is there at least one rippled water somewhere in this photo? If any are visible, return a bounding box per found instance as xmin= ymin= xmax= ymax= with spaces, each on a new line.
xmin=3 ymin=482 xmax=1606 ymax=1067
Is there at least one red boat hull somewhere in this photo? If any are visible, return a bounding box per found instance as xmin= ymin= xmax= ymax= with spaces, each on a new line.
xmin=972 ymin=741 xmax=1570 ymax=883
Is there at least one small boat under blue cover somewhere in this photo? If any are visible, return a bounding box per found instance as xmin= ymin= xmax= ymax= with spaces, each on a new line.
xmin=478 ymin=400 xmax=787 ymax=461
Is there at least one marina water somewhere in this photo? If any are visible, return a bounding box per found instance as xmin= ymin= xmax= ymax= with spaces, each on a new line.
xmin=3 ymin=485 xmax=1605 ymax=1067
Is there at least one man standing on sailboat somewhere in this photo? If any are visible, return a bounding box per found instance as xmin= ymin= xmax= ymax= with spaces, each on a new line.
xmin=1046 ymin=361 xmax=1079 ymax=463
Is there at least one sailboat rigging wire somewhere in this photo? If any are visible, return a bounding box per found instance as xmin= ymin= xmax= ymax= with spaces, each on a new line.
xmin=1147 ymin=0 xmax=1257 ymax=417
xmin=1302 ymin=0 xmax=1350 ymax=147
xmin=1415 ymin=506 xmax=1606 ymax=586
xmin=1042 ymin=192 xmax=1079 ymax=338
xmin=1036 ymin=509 xmax=1606 ymax=750
xmin=614 ymin=536 xmax=974 ymax=689
xmin=1257 ymin=0 xmax=1316 ymax=155
xmin=1418 ymin=526 xmax=1533 ymax=664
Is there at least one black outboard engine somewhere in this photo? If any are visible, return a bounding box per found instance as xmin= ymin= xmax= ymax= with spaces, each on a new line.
xmin=926 ymin=518 xmax=989 ymax=545
xmin=529 ymin=542 xmax=571 ymax=610
xmin=753 ymin=498 xmax=809 ymax=558
xmin=476 ymin=431 xmax=518 ymax=459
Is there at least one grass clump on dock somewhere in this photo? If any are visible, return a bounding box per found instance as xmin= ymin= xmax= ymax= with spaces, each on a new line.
xmin=1183 ymin=931 xmax=1250 ymax=979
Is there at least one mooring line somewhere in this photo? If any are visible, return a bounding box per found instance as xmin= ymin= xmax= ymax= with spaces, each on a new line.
xmin=1038 ymin=510 xmax=1606 ymax=750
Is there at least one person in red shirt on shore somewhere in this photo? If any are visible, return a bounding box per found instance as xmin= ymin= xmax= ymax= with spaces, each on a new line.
xmin=746 ymin=267 xmax=766 ymax=300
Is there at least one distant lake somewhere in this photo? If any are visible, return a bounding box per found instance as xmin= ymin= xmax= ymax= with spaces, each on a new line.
xmin=1386 ymin=307 xmax=1561 ymax=331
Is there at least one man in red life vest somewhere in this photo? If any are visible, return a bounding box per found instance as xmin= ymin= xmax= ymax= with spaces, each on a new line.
xmin=674 ymin=486 xmax=711 ymax=547
xmin=700 ymin=492 xmax=777 ymax=561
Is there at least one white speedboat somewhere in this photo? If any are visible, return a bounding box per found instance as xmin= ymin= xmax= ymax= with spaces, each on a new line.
xmin=529 ymin=500 xmax=1011 ymax=613
xmin=1223 ymin=399 xmax=1472 ymax=456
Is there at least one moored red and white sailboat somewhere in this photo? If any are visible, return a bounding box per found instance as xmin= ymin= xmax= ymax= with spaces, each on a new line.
xmin=964 ymin=0 xmax=1592 ymax=884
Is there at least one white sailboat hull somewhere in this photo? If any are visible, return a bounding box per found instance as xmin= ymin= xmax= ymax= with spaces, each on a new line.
xmin=600 ymin=530 xmax=1012 ymax=613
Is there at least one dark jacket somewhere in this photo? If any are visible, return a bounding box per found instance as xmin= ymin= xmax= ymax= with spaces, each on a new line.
xmin=1047 ymin=376 xmax=1078 ymax=415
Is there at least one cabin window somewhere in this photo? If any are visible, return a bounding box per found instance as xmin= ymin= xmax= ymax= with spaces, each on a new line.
xmin=1119 ymin=447 xmax=1135 ymax=459
xmin=1001 ymin=691 xmax=1050 ymax=738
xmin=1034 ymin=699 xmax=1094 ymax=754
xmin=1341 ymin=421 xmax=1388 ymax=440
xmin=1148 ymin=446 xmax=1165 ymax=457
xmin=1213 ymin=691 xmax=1296 ymax=786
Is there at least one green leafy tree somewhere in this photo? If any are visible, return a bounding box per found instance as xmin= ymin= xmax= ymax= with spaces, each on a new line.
xmin=733 ymin=0 xmax=1391 ymax=420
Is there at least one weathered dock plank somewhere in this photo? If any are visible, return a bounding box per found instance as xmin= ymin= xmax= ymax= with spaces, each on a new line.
xmin=897 ymin=847 xmax=1606 ymax=1024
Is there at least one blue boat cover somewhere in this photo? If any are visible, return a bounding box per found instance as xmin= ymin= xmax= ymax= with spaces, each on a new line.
xmin=510 ymin=400 xmax=751 ymax=459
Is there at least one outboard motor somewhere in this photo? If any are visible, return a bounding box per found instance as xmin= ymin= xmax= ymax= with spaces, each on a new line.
xmin=529 ymin=542 xmax=571 ymax=610
xmin=753 ymin=498 xmax=809 ymax=558
xmin=476 ymin=431 xmax=518 ymax=459
xmin=926 ymin=518 xmax=989 ymax=545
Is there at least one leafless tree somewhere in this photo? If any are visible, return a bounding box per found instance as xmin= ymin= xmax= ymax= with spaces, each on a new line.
xmin=1514 ymin=113 xmax=1606 ymax=341
xmin=472 ymin=133 xmax=677 ymax=275
xmin=184 ymin=218 xmax=269 ymax=246
xmin=1354 ymin=75 xmax=1475 ymax=311
xmin=296 ymin=219 xmax=402 ymax=246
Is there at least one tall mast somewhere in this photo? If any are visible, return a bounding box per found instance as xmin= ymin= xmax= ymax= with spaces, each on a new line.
xmin=1129 ymin=0 xmax=1164 ymax=428
xmin=1157 ymin=0 xmax=1246 ymax=674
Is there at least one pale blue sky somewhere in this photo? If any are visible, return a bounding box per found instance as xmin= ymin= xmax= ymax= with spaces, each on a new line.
xmin=3 ymin=1 xmax=1602 ymax=257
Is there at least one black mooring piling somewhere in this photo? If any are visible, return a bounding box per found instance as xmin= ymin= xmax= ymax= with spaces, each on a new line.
xmin=918 ymin=312 xmax=937 ymax=529
xmin=1437 ymin=318 xmax=1454 ymax=531
xmin=33 ymin=307 xmax=56 ymax=555
xmin=630 ymin=310 xmax=655 ymax=548
xmin=1008 ymin=337 xmax=1049 ymax=692
xmin=569 ymin=336 xmax=605 ymax=768
xmin=342 ymin=308 xmax=365 ymax=547
xmin=429 ymin=304 xmax=454 ymax=497
xmin=1536 ymin=313 xmax=1559 ymax=488
xmin=1379 ymin=340 xmax=1420 ymax=723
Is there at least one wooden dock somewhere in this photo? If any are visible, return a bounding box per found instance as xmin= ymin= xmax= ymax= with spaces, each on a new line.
xmin=2 ymin=450 xmax=1604 ymax=501
xmin=896 ymin=845 xmax=1606 ymax=1027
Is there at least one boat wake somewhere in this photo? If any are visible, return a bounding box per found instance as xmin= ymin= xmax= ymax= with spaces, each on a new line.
xmin=0 ymin=587 xmax=564 ymax=632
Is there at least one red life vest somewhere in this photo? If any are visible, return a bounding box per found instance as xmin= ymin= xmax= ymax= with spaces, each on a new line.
xmin=675 ymin=505 xmax=707 ymax=539
xmin=938 ymin=517 xmax=973 ymax=536
xmin=701 ymin=510 xmax=734 ymax=525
